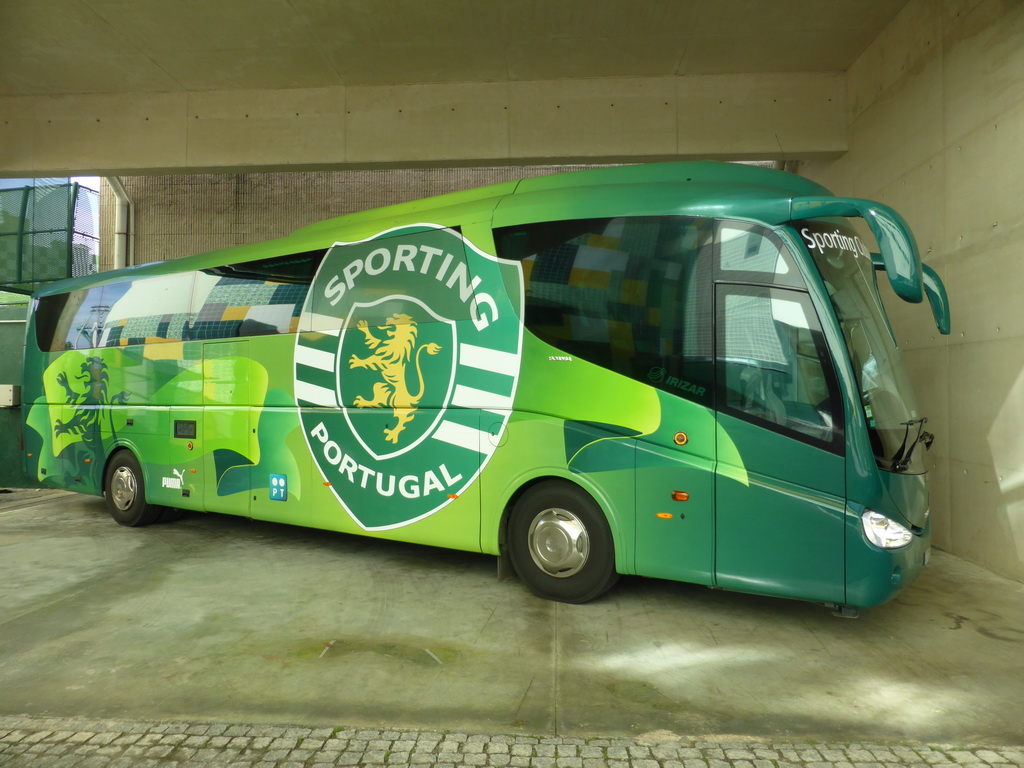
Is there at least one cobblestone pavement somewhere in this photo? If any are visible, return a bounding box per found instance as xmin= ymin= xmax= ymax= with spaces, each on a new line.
xmin=2 ymin=716 xmax=1022 ymax=768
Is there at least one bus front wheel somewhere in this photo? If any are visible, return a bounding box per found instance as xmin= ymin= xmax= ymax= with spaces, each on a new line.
xmin=508 ymin=481 xmax=619 ymax=604
xmin=104 ymin=450 xmax=161 ymax=527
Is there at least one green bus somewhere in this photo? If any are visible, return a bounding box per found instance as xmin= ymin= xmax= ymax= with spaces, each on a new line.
xmin=22 ymin=162 xmax=950 ymax=613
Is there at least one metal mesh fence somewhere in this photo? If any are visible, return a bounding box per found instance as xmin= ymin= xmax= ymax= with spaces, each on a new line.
xmin=0 ymin=187 xmax=24 ymax=281
xmin=0 ymin=180 xmax=99 ymax=293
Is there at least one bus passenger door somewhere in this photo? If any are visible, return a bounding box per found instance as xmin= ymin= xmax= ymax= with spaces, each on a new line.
xmin=714 ymin=285 xmax=846 ymax=604
xmin=202 ymin=341 xmax=254 ymax=515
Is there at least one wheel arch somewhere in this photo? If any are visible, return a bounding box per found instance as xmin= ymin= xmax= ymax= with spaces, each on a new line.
xmin=496 ymin=472 xmax=630 ymax=575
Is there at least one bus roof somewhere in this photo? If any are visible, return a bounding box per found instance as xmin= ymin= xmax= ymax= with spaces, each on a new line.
xmin=291 ymin=161 xmax=833 ymax=237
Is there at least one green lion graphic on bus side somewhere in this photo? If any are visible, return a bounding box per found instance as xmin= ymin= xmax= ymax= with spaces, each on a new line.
xmin=28 ymin=353 xmax=134 ymax=489
xmin=54 ymin=356 xmax=130 ymax=439
xmin=349 ymin=313 xmax=443 ymax=444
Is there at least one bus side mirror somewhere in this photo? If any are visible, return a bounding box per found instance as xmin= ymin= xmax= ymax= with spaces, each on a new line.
xmin=860 ymin=203 xmax=924 ymax=305
xmin=871 ymin=255 xmax=951 ymax=336
xmin=921 ymin=264 xmax=951 ymax=335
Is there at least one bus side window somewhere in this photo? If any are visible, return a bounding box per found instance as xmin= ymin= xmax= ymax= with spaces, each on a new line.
xmin=495 ymin=216 xmax=714 ymax=406
xmin=96 ymin=276 xmax=191 ymax=347
xmin=33 ymin=294 xmax=70 ymax=352
xmin=189 ymin=250 xmax=323 ymax=340
xmin=34 ymin=289 xmax=83 ymax=351
xmin=716 ymin=285 xmax=841 ymax=451
xmin=39 ymin=276 xmax=195 ymax=351
xmin=718 ymin=221 xmax=803 ymax=288
xmin=46 ymin=282 xmax=135 ymax=350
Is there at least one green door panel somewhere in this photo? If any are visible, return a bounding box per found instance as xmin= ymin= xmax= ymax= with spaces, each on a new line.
xmin=147 ymin=409 xmax=202 ymax=509
xmin=202 ymin=341 xmax=254 ymax=516
xmin=246 ymin=406 xmax=312 ymax=527
xmin=715 ymin=413 xmax=845 ymax=603
xmin=634 ymin=442 xmax=714 ymax=584
xmin=634 ymin=399 xmax=716 ymax=585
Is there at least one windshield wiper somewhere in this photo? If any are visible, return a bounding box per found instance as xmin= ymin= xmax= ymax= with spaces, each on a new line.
xmin=890 ymin=417 xmax=934 ymax=472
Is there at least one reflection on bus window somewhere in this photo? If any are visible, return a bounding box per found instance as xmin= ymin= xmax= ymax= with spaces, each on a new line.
xmin=34 ymin=250 xmax=325 ymax=350
xmin=189 ymin=251 xmax=323 ymax=340
xmin=719 ymin=286 xmax=838 ymax=448
xmin=496 ymin=216 xmax=714 ymax=406
xmin=718 ymin=222 xmax=803 ymax=288
xmin=95 ymin=276 xmax=192 ymax=347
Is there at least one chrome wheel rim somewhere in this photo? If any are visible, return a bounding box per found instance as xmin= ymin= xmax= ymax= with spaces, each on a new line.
xmin=527 ymin=507 xmax=590 ymax=578
xmin=110 ymin=466 xmax=137 ymax=511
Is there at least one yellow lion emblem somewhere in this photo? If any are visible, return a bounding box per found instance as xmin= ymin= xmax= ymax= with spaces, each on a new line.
xmin=348 ymin=313 xmax=443 ymax=444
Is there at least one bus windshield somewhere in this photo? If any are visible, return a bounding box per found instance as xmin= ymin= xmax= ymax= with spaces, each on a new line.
xmin=799 ymin=220 xmax=926 ymax=474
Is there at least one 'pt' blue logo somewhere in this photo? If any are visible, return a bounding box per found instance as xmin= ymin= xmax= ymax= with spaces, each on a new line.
xmin=270 ymin=474 xmax=288 ymax=501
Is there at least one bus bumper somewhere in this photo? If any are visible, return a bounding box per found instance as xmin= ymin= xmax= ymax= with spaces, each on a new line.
xmin=845 ymin=510 xmax=931 ymax=609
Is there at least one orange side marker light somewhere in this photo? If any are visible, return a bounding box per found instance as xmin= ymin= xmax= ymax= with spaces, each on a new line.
xmin=671 ymin=491 xmax=689 ymax=502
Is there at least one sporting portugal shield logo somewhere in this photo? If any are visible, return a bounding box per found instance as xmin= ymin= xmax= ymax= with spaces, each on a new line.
xmin=294 ymin=225 xmax=523 ymax=529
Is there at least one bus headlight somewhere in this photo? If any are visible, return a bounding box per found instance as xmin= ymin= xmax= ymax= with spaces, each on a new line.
xmin=861 ymin=510 xmax=913 ymax=549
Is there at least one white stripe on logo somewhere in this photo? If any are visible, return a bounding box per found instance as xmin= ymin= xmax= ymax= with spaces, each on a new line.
xmin=452 ymin=384 xmax=513 ymax=414
xmin=458 ymin=343 xmax=519 ymax=377
xmin=431 ymin=420 xmax=485 ymax=454
xmin=295 ymin=344 xmax=336 ymax=372
xmin=295 ymin=380 xmax=338 ymax=407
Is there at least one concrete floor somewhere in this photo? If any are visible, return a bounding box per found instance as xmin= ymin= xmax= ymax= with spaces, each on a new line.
xmin=1 ymin=489 xmax=1023 ymax=746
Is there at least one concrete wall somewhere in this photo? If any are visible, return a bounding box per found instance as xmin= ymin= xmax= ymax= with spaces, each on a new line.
xmin=3 ymin=73 xmax=845 ymax=176
xmin=803 ymin=0 xmax=1024 ymax=581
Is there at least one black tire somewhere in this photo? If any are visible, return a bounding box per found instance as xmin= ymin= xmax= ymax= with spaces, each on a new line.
xmin=508 ymin=480 xmax=619 ymax=604
xmin=104 ymin=450 xmax=161 ymax=527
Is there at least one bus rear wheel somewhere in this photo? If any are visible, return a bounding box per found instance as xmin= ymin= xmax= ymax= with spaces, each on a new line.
xmin=104 ymin=450 xmax=161 ymax=527
xmin=508 ymin=481 xmax=619 ymax=604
